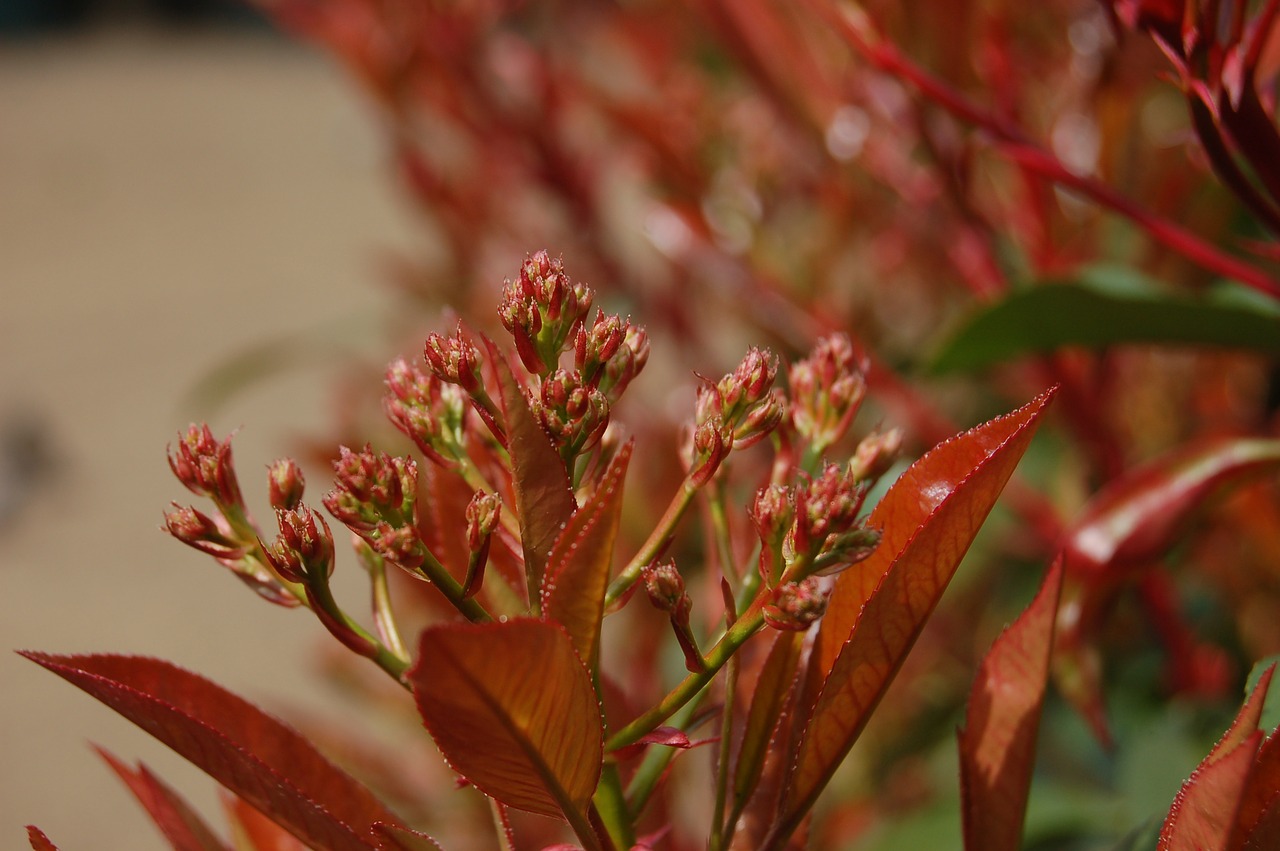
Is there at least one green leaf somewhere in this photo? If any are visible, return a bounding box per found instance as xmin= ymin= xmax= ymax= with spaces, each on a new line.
xmin=929 ymin=271 xmax=1280 ymax=373
xmin=542 ymin=440 xmax=633 ymax=671
xmin=409 ymin=619 xmax=603 ymax=823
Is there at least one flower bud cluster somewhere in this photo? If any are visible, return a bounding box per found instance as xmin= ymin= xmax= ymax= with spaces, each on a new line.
xmin=263 ymin=506 xmax=335 ymax=584
xmin=322 ymin=445 xmax=425 ymax=567
xmin=383 ymin=358 xmax=468 ymax=467
xmin=499 ymin=250 xmax=593 ymax=376
xmin=763 ymin=577 xmax=830 ymax=631
xmin=789 ymin=334 xmax=867 ymax=452
xmin=575 ymin=311 xmax=650 ymax=400
xmin=168 ymin=424 xmax=244 ymax=509
xmin=423 ymin=322 xmax=484 ymax=393
xmin=684 ymin=348 xmax=785 ymax=485
xmin=535 ymin=368 xmax=611 ymax=459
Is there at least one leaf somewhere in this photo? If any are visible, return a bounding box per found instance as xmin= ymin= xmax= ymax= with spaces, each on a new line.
xmin=25 ymin=827 xmax=58 ymax=851
xmin=409 ymin=618 xmax=603 ymax=820
xmin=1233 ymin=733 xmax=1280 ymax=851
xmin=929 ymin=272 xmax=1280 ymax=373
xmin=488 ymin=340 xmax=577 ymax=602
xmin=1243 ymin=656 xmax=1280 ymax=735
xmin=371 ymin=824 xmax=447 ymax=851
xmin=21 ymin=652 xmax=402 ymax=851
xmin=1160 ymin=667 xmax=1274 ymax=851
xmin=1054 ymin=437 xmax=1280 ymax=744
xmin=733 ymin=631 xmax=804 ymax=812
xmin=959 ymin=558 xmax=1064 ymax=851
xmin=770 ymin=387 xmax=1057 ymax=846
xmin=95 ymin=746 xmax=231 ymax=851
xmin=542 ymin=440 xmax=633 ymax=670
xmin=221 ymin=793 xmax=308 ymax=851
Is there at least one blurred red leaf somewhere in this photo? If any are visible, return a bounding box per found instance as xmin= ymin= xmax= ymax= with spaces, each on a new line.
xmin=21 ymin=652 xmax=402 ymax=851
xmin=768 ymin=387 xmax=1057 ymax=847
xmin=371 ymin=824 xmax=447 ymax=851
xmin=733 ymin=631 xmax=804 ymax=816
xmin=25 ymin=826 xmax=58 ymax=851
xmin=221 ymin=793 xmax=307 ymax=851
xmin=408 ymin=619 xmax=603 ymax=821
xmin=542 ymin=440 xmax=633 ymax=670
xmin=959 ymin=558 xmax=1064 ymax=851
xmin=95 ymin=745 xmax=230 ymax=851
xmin=1232 ymin=734 xmax=1280 ymax=850
xmin=489 ymin=341 xmax=577 ymax=601
xmin=1055 ymin=436 xmax=1280 ymax=744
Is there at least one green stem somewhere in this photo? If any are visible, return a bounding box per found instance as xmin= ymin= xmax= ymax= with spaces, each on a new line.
xmin=592 ymin=763 xmax=634 ymax=849
xmin=707 ymin=479 xmax=739 ymax=585
xmin=305 ymin=569 xmax=410 ymax=684
xmin=607 ymin=601 xmax=767 ymax=751
xmin=412 ymin=545 xmax=493 ymax=623
xmin=605 ymin=477 xmax=699 ymax=606
xmin=709 ymin=649 xmax=740 ymax=851
xmin=624 ymin=692 xmax=710 ymax=815
xmin=366 ymin=549 xmax=409 ymax=661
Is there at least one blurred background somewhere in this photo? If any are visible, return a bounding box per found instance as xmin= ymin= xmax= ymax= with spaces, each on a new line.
xmin=1 ymin=4 xmax=421 ymax=847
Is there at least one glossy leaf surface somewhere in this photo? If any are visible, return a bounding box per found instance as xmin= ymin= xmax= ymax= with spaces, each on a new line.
xmin=409 ymin=619 xmax=603 ymax=820
xmin=959 ymin=558 xmax=1063 ymax=851
xmin=930 ymin=273 xmax=1280 ymax=373
xmin=542 ymin=440 xmax=633 ymax=670
xmin=96 ymin=746 xmax=231 ymax=851
xmin=774 ymin=387 xmax=1057 ymax=844
xmin=490 ymin=341 xmax=576 ymax=599
xmin=22 ymin=652 xmax=401 ymax=851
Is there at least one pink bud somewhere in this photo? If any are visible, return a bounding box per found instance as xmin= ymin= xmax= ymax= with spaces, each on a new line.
xmin=686 ymin=417 xmax=731 ymax=486
xmin=423 ymin=323 xmax=483 ymax=392
xmin=789 ymin=334 xmax=868 ymax=451
xmin=263 ymin=506 xmax=334 ymax=583
xmin=750 ymin=484 xmax=794 ymax=548
xmin=167 ymin=424 xmax=244 ymax=509
xmin=465 ymin=490 xmax=502 ymax=552
xmin=763 ymin=577 xmax=829 ymax=631
xmin=266 ymin=458 xmax=305 ymax=511
xmin=643 ymin=560 xmax=688 ymax=613
xmin=848 ymin=428 xmax=903 ymax=483
xmin=163 ymin=504 xmax=247 ymax=560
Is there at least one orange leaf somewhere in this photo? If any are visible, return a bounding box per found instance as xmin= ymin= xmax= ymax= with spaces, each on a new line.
xmin=95 ymin=746 xmax=231 ymax=851
xmin=489 ymin=341 xmax=576 ymax=602
xmin=770 ymin=387 xmax=1057 ymax=846
xmin=409 ymin=619 xmax=603 ymax=821
xmin=542 ymin=440 xmax=633 ymax=670
xmin=959 ymin=558 xmax=1064 ymax=851
xmin=22 ymin=652 xmax=400 ymax=851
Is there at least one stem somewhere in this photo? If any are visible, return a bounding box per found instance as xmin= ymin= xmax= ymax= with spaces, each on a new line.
xmin=489 ymin=799 xmax=515 ymax=851
xmin=365 ymin=548 xmax=409 ymax=661
xmin=625 ymin=692 xmax=710 ymax=815
xmin=592 ymin=763 xmax=635 ymax=849
xmin=708 ymin=479 xmax=739 ymax=585
xmin=605 ymin=477 xmax=699 ymax=606
xmin=304 ymin=570 xmax=410 ymax=684
xmin=709 ymin=651 xmax=740 ymax=851
xmin=607 ymin=601 xmax=767 ymax=751
xmin=412 ymin=545 xmax=493 ymax=623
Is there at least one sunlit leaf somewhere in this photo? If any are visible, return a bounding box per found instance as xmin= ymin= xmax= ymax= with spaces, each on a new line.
xmin=95 ymin=746 xmax=231 ymax=851
xmin=770 ymin=387 xmax=1057 ymax=846
xmin=929 ymin=272 xmax=1280 ymax=373
xmin=21 ymin=652 xmax=401 ymax=851
xmin=959 ymin=558 xmax=1064 ymax=851
xmin=1054 ymin=437 xmax=1280 ymax=744
xmin=409 ymin=619 xmax=603 ymax=820
xmin=1159 ymin=735 xmax=1261 ymax=850
xmin=489 ymin=341 xmax=576 ymax=602
xmin=26 ymin=826 xmax=59 ymax=851
xmin=542 ymin=440 xmax=633 ymax=670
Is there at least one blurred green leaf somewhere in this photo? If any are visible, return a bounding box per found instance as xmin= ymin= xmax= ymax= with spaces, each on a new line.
xmin=929 ymin=268 xmax=1280 ymax=374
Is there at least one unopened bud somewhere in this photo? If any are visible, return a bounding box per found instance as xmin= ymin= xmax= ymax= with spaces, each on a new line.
xmin=718 ymin=347 xmax=778 ymax=423
xmin=643 ymin=560 xmax=689 ymax=614
xmin=163 ymin=504 xmax=247 ymax=560
xmin=466 ymin=490 xmax=502 ymax=552
xmin=266 ymin=458 xmax=305 ymax=511
xmin=732 ymin=390 xmax=786 ymax=449
xmin=793 ymin=463 xmax=867 ymax=557
xmin=789 ymin=334 xmax=867 ymax=451
xmin=763 ymin=577 xmax=829 ymax=631
xmin=750 ymin=484 xmax=794 ymax=548
xmin=499 ymin=251 xmax=593 ymax=375
xmin=369 ymin=521 xmax=425 ymax=568
xmin=685 ymin=417 xmax=732 ymax=486
xmin=423 ymin=323 xmax=484 ymax=392
xmin=263 ymin=506 xmax=334 ymax=583
xmin=167 ymin=424 xmax=244 ymax=508
xmin=383 ymin=358 xmax=467 ymax=466
xmin=536 ymin=369 xmax=611 ymax=457
xmin=847 ymin=428 xmax=903 ymax=483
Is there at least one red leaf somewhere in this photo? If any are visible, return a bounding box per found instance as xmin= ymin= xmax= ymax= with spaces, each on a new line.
xmin=25 ymin=827 xmax=58 ymax=851
xmin=221 ymin=793 xmax=308 ymax=851
xmin=95 ymin=746 xmax=231 ymax=851
xmin=371 ymin=824 xmax=446 ymax=851
xmin=959 ymin=558 xmax=1064 ymax=851
xmin=21 ymin=652 xmax=402 ymax=851
xmin=489 ymin=340 xmax=577 ymax=601
xmin=1233 ymin=733 xmax=1280 ymax=851
xmin=1055 ymin=437 xmax=1280 ymax=744
xmin=542 ymin=440 xmax=633 ymax=670
xmin=1160 ymin=667 xmax=1275 ymax=850
xmin=612 ymin=725 xmax=695 ymax=761
xmin=408 ymin=619 xmax=603 ymax=821
xmin=734 ymin=631 xmax=804 ymax=811
xmin=770 ymin=387 xmax=1057 ymax=845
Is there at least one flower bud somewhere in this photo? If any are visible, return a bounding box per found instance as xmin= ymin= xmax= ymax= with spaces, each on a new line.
xmin=601 ymin=325 xmax=650 ymax=400
xmin=368 ymin=521 xmax=425 ymax=569
xmin=499 ymin=251 xmax=593 ymax=375
xmin=323 ymin=445 xmax=419 ymax=534
xmin=789 ymin=334 xmax=867 ymax=451
xmin=466 ymin=490 xmax=501 ymax=553
xmin=423 ymin=323 xmax=484 ymax=393
xmin=763 ymin=577 xmax=829 ymax=631
xmin=732 ymin=389 xmax=786 ymax=449
xmin=263 ymin=506 xmax=334 ymax=584
xmin=750 ymin=484 xmax=794 ymax=549
xmin=266 ymin=458 xmax=305 ymax=511
xmin=847 ymin=428 xmax=903 ymax=484
xmin=163 ymin=504 xmax=247 ymax=560
xmin=536 ymin=369 xmax=611 ymax=458
xmin=685 ymin=416 xmax=732 ymax=487
xmin=793 ymin=463 xmax=868 ymax=558
xmin=167 ymin=424 xmax=244 ymax=509
xmin=718 ymin=347 xmax=778 ymax=423
xmin=643 ymin=559 xmax=689 ymax=614
xmin=383 ymin=358 xmax=467 ymax=466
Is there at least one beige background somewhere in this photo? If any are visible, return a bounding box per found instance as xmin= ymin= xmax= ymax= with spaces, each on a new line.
xmin=1 ymin=24 xmax=423 ymax=848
